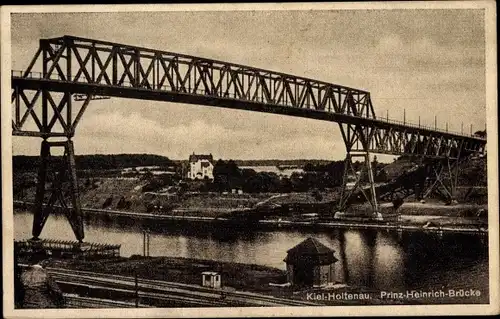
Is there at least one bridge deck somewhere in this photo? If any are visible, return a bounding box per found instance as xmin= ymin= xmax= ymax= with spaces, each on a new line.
xmin=11 ymin=34 xmax=486 ymax=158
xmin=12 ymin=76 xmax=485 ymax=144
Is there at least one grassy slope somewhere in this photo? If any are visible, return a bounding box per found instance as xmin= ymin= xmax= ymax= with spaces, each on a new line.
xmin=49 ymin=256 xmax=287 ymax=295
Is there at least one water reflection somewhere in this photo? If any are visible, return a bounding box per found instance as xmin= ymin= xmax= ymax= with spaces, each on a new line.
xmin=14 ymin=211 xmax=488 ymax=293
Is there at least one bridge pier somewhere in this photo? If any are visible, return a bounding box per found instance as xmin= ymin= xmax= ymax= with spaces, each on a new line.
xmin=421 ymin=158 xmax=463 ymax=204
xmin=31 ymin=139 xmax=84 ymax=242
xmin=338 ymin=152 xmax=381 ymax=220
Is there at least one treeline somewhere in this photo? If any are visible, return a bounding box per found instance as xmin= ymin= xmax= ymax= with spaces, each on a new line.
xmin=233 ymin=159 xmax=332 ymax=167
xmin=208 ymin=159 xmax=384 ymax=193
xmin=13 ymin=154 xmax=175 ymax=171
xmin=175 ymin=159 xmax=332 ymax=167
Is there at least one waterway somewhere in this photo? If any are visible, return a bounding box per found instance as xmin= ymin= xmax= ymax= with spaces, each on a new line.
xmin=239 ymin=165 xmax=304 ymax=177
xmin=14 ymin=211 xmax=489 ymax=302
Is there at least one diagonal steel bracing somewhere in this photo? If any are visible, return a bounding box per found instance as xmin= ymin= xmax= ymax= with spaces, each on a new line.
xmin=11 ymin=35 xmax=486 ymax=158
xmin=421 ymin=157 xmax=467 ymax=202
xmin=32 ymin=140 xmax=84 ymax=242
xmin=11 ymin=35 xmax=487 ymax=238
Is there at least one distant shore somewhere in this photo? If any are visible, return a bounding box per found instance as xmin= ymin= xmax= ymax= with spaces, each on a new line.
xmin=14 ymin=200 xmax=488 ymax=235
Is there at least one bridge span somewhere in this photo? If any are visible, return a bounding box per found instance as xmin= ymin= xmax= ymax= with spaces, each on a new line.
xmin=11 ymin=35 xmax=486 ymax=241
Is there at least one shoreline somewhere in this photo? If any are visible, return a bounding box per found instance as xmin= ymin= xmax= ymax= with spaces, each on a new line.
xmin=14 ymin=200 xmax=488 ymax=235
xmin=17 ymin=255 xmax=488 ymax=306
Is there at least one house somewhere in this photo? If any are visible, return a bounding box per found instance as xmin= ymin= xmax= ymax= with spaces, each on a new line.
xmin=284 ymin=237 xmax=338 ymax=287
xmin=187 ymin=153 xmax=214 ymax=180
xmin=201 ymin=271 xmax=221 ymax=289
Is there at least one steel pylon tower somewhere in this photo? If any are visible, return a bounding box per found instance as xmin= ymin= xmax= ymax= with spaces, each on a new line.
xmin=335 ymin=93 xmax=382 ymax=219
xmin=32 ymin=140 xmax=84 ymax=241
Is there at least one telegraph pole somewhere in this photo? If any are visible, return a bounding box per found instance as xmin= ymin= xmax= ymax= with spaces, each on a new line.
xmin=135 ymin=272 xmax=139 ymax=307
xmin=142 ymin=229 xmax=150 ymax=257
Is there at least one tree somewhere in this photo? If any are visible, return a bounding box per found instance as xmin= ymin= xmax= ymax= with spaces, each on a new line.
xmin=213 ymin=160 xmax=243 ymax=191
xmin=374 ymin=168 xmax=388 ymax=183
xmin=474 ymin=130 xmax=486 ymax=138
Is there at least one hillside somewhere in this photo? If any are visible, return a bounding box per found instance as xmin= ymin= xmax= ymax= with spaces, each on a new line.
xmin=12 ymin=154 xmax=488 ymax=215
xmin=13 ymin=154 xmax=175 ymax=172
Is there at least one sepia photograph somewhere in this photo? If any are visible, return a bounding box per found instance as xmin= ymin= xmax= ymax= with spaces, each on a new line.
xmin=1 ymin=2 xmax=498 ymax=317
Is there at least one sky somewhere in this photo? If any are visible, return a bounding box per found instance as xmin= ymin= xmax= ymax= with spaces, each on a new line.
xmin=10 ymin=8 xmax=487 ymax=161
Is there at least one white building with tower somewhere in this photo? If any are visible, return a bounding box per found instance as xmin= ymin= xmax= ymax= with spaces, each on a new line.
xmin=187 ymin=153 xmax=214 ymax=180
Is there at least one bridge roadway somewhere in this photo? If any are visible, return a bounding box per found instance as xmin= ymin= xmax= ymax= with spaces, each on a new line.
xmin=11 ymin=75 xmax=478 ymax=140
xmin=11 ymin=35 xmax=485 ymax=158
xmin=12 ymin=75 xmax=486 ymax=157
xmin=20 ymin=264 xmax=319 ymax=307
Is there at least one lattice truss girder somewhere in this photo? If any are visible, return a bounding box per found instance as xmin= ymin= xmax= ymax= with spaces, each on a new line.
xmin=12 ymin=35 xmax=376 ymax=137
xmin=11 ymin=87 xmax=93 ymax=137
xmin=338 ymin=123 xmax=485 ymax=159
xmin=35 ymin=36 xmax=374 ymax=112
xmin=11 ymin=35 xmax=488 ymax=235
xmin=12 ymin=35 xmax=486 ymax=156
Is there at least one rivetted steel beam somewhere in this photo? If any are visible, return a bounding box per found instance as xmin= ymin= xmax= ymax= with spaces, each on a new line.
xmin=12 ymin=78 xmax=486 ymax=141
xmin=44 ymin=35 xmax=370 ymax=94
xmin=12 ymin=34 xmax=486 ymax=159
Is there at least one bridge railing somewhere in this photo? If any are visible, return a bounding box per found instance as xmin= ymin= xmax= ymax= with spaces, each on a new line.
xmin=373 ymin=116 xmax=481 ymax=139
xmin=11 ymin=70 xmax=484 ymax=140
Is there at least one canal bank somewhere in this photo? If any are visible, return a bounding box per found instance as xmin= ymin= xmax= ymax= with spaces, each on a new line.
xmin=14 ymin=210 xmax=489 ymax=302
xmin=13 ymin=200 xmax=488 ymax=235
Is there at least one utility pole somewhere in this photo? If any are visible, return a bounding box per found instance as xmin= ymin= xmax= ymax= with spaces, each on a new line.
xmin=146 ymin=230 xmax=150 ymax=257
xmin=403 ymin=109 xmax=406 ymax=124
xmin=143 ymin=231 xmax=146 ymax=257
xmin=135 ymin=272 xmax=139 ymax=307
xmin=142 ymin=229 xmax=150 ymax=257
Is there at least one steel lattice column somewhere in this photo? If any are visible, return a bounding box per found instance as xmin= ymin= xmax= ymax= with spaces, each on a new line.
xmin=337 ymin=152 xmax=381 ymax=218
xmin=337 ymin=118 xmax=382 ymax=219
xmin=421 ymin=158 xmax=464 ymax=203
xmin=31 ymin=139 xmax=84 ymax=242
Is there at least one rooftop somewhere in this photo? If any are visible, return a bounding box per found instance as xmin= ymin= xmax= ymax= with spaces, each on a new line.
xmin=284 ymin=237 xmax=338 ymax=266
xmin=189 ymin=153 xmax=213 ymax=163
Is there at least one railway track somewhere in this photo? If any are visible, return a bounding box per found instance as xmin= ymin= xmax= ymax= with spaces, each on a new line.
xmin=21 ymin=265 xmax=318 ymax=307
xmin=64 ymin=295 xmax=152 ymax=308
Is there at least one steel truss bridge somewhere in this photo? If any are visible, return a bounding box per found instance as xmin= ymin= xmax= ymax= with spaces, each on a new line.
xmin=11 ymin=35 xmax=486 ymax=242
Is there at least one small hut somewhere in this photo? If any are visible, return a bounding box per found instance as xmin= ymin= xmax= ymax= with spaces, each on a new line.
xmin=201 ymin=271 xmax=221 ymax=289
xmin=284 ymin=237 xmax=338 ymax=287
